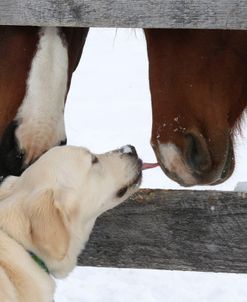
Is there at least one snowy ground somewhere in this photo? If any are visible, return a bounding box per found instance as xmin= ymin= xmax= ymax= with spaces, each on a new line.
xmin=55 ymin=28 xmax=247 ymax=301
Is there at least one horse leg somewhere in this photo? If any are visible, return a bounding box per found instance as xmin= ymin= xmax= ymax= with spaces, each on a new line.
xmin=0 ymin=27 xmax=88 ymax=178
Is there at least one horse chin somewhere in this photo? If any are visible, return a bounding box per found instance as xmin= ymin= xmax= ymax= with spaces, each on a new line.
xmin=209 ymin=139 xmax=235 ymax=185
xmin=152 ymin=137 xmax=235 ymax=187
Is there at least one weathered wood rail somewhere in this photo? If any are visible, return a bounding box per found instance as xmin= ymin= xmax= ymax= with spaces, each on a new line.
xmin=1 ymin=0 xmax=247 ymax=29
xmin=79 ymin=189 xmax=247 ymax=273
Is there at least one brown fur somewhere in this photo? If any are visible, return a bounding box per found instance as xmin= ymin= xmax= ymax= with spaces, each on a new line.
xmin=145 ymin=29 xmax=247 ymax=186
xmin=0 ymin=26 xmax=39 ymax=136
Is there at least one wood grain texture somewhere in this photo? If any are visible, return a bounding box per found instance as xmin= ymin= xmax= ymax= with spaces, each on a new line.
xmin=79 ymin=189 xmax=247 ymax=273
xmin=1 ymin=0 xmax=247 ymax=29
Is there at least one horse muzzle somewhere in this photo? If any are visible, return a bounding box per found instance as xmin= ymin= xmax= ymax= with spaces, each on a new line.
xmin=152 ymin=131 xmax=235 ymax=187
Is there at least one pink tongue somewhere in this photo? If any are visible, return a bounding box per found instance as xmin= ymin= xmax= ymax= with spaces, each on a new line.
xmin=142 ymin=163 xmax=159 ymax=170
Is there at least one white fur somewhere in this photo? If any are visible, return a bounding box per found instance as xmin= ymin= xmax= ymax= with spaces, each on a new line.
xmin=0 ymin=230 xmax=55 ymax=302
xmin=15 ymin=27 xmax=67 ymax=164
xmin=158 ymin=143 xmax=197 ymax=186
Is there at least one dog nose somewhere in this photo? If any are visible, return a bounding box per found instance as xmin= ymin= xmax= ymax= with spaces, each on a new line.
xmin=120 ymin=145 xmax=137 ymax=156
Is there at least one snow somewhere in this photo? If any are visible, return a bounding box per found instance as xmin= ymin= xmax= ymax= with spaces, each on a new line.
xmin=121 ymin=145 xmax=133 ymax=154
xmin=235 ymin=182 xmax=247 ymax=192
xmin=55 ymin=28 xmax=247 ymax=301
xmin=55 ymin=267 xmax=247 ymax=302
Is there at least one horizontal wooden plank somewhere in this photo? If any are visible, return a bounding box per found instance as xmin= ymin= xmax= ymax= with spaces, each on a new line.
xmin=79 ymin=189 xmax=247 ymax=273
xmin=1 ymin=0 xmax=247 ymax=29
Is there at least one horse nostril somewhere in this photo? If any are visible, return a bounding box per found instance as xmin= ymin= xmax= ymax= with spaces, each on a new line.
xmin=185 ymin=133 xmax=212 ymax=174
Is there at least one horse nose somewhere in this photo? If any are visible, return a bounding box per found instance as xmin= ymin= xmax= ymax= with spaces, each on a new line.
xmin=185 ymin=133 xmax=212 ymax=174
xmin=120 ymin=145 xmax=138 ymax=156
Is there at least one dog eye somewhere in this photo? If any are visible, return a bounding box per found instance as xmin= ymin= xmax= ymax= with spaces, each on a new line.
xmin=92 ymin=155 xmax=99 ymax=164
xmin=116 ymin=186 xmax=128 ymax=198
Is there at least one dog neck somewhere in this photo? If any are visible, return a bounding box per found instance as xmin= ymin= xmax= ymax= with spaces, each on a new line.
xmin=0 ymin=228 xmax=55 ymax=301
xmin=0 ymin=219 xmax=50 ymax=275
xmin=28 ymin=251 xmax=50 ymax=274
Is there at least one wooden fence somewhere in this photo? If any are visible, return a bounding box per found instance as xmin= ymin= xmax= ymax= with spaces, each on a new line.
xmin=80 ymin=189 xmax=247 ymax=273
xmin=1 ymin=0 xmax=247 ymax=29
xmin=1 ymin=0 xmax=247 ymax=273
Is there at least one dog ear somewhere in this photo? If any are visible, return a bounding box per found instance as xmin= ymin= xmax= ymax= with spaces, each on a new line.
xmin=28 ymin=189 xmax=69 ymax=261
xmin=53 ymin=186 xmax=79 ymax=223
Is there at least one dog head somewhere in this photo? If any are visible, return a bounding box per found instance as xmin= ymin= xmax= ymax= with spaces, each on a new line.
xmin=0 ymin=145 xmax=142 ymax=277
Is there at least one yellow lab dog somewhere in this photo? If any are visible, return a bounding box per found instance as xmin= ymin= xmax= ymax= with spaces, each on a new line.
xmin=0 ymin=145 xmax=142 ymax=302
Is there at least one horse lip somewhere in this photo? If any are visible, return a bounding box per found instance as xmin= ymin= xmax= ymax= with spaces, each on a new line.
xmin=210 ymin=139 xmax=235 ymax=186
xmin=153 ymin=147 xmax=194 ymax=186
xmin=221 ymin=139 xmax=234 ymax=178
xmin=152 ymin=138 xmax=235 ymax=187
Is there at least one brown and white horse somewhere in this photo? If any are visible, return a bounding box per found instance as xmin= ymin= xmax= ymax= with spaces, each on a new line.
xmin=145 ymin=29 xmax=247 ymax=186
xmin=0 ymin=26 xmax=88 ymax=178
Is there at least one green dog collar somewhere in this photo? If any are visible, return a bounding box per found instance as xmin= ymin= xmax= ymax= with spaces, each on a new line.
xmin=29 ymin=251 xmax=49 ymax=274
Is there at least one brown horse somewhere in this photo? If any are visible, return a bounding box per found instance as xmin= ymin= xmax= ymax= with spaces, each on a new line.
xmin=0 ymin=26 xmax=88 ymax=178
xmin=145 ymin=29 xmax=247 ymax=186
